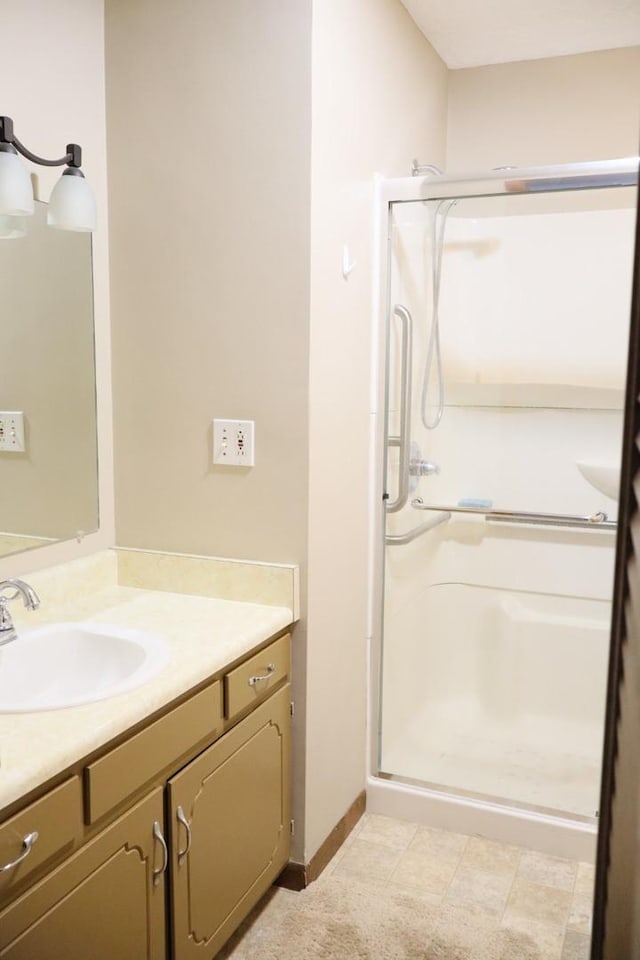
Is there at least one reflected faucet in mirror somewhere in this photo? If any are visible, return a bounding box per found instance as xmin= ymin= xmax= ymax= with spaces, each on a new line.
xmin=0 ymin=579 xmax=40 ymax=645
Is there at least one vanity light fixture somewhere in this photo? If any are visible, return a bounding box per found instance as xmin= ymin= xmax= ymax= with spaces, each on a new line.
xmin=0 ymin=115 xmax=96 ymax=235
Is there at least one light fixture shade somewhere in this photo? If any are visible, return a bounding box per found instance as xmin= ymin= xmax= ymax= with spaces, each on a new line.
xmin=0 ymin=214 xmax=26 ymax=239
xmin=0 ymin=149 xmax=34 ymax=216
xmin=47 ymin=169 xmax=96 ymax=232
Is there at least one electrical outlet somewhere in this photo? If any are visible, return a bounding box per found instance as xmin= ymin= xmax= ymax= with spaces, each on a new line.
xmin=212 ymin=419 xmax=255 ymax=466
xmin=0 ymin=412 xmax=25 ymax=452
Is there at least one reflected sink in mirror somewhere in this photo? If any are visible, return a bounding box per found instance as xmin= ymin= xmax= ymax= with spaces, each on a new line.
xmin=576 ymin=461 xmax=621 ymax=501
xmin=0 ymin=623 xmax=169 ymax=713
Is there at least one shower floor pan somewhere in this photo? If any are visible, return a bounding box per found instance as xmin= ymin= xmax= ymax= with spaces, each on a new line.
xmin=379 ymin=583 xmax=610 ymax=822
xmin=380 ymin=697 xmax=602 ymax=820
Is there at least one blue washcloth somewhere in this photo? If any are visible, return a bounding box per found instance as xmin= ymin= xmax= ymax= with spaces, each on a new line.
xmin=458 ymin=498 xmax=493 ymax=510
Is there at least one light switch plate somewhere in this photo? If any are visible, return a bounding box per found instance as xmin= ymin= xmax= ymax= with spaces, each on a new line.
xmin=0 ymin=412 xmax=25 ymax=452
xmin=212 ymin=419 xmax=255 ymax=466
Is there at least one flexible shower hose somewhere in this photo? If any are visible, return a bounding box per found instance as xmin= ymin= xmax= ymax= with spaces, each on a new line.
xmin=420 ymin=198 xmax=457 ymax=430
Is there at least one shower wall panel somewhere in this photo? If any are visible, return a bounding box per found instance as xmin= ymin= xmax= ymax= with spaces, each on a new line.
xmin=438 ymin=203 xmax=635 ymax=391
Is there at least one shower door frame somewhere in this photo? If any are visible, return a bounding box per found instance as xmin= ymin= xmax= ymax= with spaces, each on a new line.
xmin=368 ymin=156 xmax=640 ymax=860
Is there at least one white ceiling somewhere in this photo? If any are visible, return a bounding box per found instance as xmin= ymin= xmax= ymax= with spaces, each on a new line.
xmin=400 ymin=0 xmax=640 ymax=69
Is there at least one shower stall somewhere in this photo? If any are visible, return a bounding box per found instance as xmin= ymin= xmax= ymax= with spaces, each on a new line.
xmin=369 ymin=158 xmax=639 ymax=860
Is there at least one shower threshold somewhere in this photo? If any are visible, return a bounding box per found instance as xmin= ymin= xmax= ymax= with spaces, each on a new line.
xmin=366 ymin=772 xmax=598 ymax=863
xmin=376 ymin=770 xmax=596 ymax=826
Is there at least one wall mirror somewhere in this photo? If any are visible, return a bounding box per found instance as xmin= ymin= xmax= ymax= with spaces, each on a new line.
xmin=0 ymin=200 xmax=98 ymax=558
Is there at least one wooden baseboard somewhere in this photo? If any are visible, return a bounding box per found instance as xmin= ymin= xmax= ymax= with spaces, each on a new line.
xmin=275 ymin=790 xmax=366 ymax=891
xmin=275 ymin=860 xmax=307 ymax=891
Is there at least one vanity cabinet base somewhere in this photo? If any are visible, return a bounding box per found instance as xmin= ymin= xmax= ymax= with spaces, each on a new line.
xmin=0 ymin=631 xmax=292 ymax=960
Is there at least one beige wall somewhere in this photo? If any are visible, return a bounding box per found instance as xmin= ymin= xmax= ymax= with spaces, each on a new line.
xmin=305 ymin=0 xmax=448 ymax=859
xmin=447 ymin=47 xmax=640 ymax=171
xmin=0 ymin=0 xmax=114 ymax=581
xmin=105 ymin=0 xmax=312 ymax=566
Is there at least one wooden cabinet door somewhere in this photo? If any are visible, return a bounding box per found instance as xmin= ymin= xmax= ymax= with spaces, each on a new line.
xmin=169 ymin=683 xmax=291 ymax=960
xmin=0 ymin=788 xmax=167 ymax=960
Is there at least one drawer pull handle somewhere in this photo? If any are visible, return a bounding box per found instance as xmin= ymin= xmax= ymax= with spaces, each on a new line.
xmin=152 ymin=821 xmax=168 ymax=886
xmin=176 ymin=805 xmax=192 ymax=864
xmin=248 ymin=663 xmax=276 ymax=687
xmin=0 ymin=831 xmax=39 ymax=873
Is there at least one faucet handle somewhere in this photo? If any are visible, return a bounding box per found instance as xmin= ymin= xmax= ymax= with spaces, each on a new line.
xmin=0 ymin=597 xmax=11 ymax=626
xmin=409 ymin=458 xmax=440 ymax=478
xmin=0 ymin=597 xmax=17 ymax=646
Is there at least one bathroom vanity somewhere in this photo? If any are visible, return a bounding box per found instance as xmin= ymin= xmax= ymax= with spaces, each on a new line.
xmin=0 ymin=551 xmax=296 ymax=959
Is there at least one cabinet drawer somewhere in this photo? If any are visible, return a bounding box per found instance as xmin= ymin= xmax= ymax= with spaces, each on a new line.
xmin=85 ymin=680 xmax=222 ymax=824
xmin=224 ymin=634 xmax=290 ymax=722
xmin=0 ymin=777 xmax=82 ymax=898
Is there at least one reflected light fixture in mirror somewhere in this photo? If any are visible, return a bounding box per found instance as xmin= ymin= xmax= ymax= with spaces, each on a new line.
xmin=0 ymin=115 xmax=96 ymax=235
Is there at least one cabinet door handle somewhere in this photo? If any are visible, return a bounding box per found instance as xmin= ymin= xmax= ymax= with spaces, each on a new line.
xmin=0 ymin=830 xmax=39 ymax=873
xmin=248 ymin=663 xmax=276 ymax=686
xmin=152 ymin=821 xmax=168 ymax=886
xmin=176 ymin=805 xmax=192 ymax=864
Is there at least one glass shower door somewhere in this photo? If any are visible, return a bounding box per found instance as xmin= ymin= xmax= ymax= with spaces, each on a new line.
xmin=378 ymin=184 xmax=637 ymax=820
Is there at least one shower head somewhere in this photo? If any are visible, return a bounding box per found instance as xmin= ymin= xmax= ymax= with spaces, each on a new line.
xmin=435 ymin=198 xmax=459 ymax=215
xmin=412 ymin=159 xmax=443 ymax=177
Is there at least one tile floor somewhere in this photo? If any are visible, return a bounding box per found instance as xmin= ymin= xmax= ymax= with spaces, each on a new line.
xmin=223 ymin=813 xmax=594 ymax=960
xmin=325 ymin=814 xmax=593 ymax=959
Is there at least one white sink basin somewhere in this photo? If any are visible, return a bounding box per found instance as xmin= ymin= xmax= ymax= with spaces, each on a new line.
xmin=0 ymin=623 xmax=170 ymax=713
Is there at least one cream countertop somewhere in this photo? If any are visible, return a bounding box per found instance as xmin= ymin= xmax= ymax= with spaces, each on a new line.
xmin=0 ymin=583 xmax=293 ymax=813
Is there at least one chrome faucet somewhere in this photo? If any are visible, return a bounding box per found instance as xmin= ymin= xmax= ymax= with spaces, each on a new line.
xmin=0 ymin=579 xmax=40 ymax=646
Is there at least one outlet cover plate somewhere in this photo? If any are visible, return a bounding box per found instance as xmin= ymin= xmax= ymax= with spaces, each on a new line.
xmin=212 ymin=419 xmax=255 ymax=466
xmin=0 ymin=411 xmax=25 ymax=452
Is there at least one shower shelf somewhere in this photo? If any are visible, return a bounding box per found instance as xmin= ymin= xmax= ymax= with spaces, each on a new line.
xmin=445 ymin=382 xmax=624 ymax=411
xmin=411 ymin=499 xmax=617 ymax=532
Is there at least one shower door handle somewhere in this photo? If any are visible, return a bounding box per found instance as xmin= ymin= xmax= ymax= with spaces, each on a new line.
xmin=386 ymin=304 xmax=412 ymax=513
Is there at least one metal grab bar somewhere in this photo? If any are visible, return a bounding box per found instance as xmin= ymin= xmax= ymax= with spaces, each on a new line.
xmin=385 ymin=305 xmax=412 ymax=513
xmin=411 ymin=499 xmax=617 ymax=531
xmin=386 ymin=511 xmax=451 ymax=545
